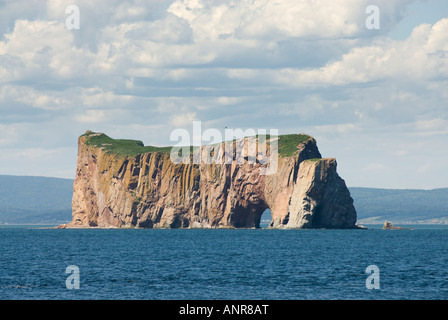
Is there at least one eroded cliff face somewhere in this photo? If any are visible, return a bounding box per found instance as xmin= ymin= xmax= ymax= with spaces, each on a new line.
xmin=63 ymin=132 xmax=357 ymax=229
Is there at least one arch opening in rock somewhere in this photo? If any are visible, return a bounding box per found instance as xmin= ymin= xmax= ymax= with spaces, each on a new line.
xmin=228 ymin=201 xmax=269 ymax=229
xmin=259 ymin=209 xmax=272 ymax=229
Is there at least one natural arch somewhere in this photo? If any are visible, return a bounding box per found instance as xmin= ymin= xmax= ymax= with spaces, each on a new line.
xmin=227 ymin=201 xmax=270 ymax=229
xmin=259 ymin=209 xmax=272 ymax=228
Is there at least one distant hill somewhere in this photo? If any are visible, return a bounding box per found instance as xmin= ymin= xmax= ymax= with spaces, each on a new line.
xmin=0 ymin=175 xmax=73 ymax=224
xmin=350 ymin=187 xmax=448 ymax=224
xmin=0 ymin=175 xmax=447 ymax=225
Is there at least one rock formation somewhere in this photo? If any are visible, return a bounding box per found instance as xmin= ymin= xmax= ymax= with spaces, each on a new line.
xmin=60 ymin=131 xmax=358 ymax=229
xmin=383 ymin=221 xmax=412 ymax=230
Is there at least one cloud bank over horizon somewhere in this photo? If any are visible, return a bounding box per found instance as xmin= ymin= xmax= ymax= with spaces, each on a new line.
xmin=0 ymin=0 xmax=447 ymax=189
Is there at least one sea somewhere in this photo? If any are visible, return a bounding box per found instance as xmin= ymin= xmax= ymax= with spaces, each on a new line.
xmin=0 ymin=224 xmax=447 ymax=300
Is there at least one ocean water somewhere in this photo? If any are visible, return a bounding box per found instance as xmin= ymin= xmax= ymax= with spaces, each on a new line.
xmin=0 ymin=224 xmax=447 ymax=300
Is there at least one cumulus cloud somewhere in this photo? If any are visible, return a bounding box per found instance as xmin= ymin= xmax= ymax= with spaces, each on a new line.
xmin=171 ymin=112 xmax=197 ymax=127
xmin=273 ymin=18 xmax=448 ymax=86
xmin=167 ymin=0 xmax=414 ymax=41
xmin=0 ymin=0 xmax=421 ymax=81
xmin=75 ymin=109 xmax=106 ymax=123
xmin=0 ymin=0 xmax=447 ymax=188
xmin=0 ymin=19 xmax=92 ymax=82
xmin=0 ymin=85 xmax=70 ymax=110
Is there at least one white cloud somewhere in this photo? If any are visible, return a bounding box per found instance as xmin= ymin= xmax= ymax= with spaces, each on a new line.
xmin=0 ymin=123 xmax=20 ymax=147
xmin=417 ymin=162 xmax=432 ymax=174
xmin=362 ymin=163 xmax=386 ymax=173
xmin=313 ymin=123 xmax=359 ymax=134
xmin=0 ymin=0 xmax=447 ymax=189
xmin=75 ymin=109 xmax=106 ymax=123
xmin=171 ymin=112 xmax=197 ymax=127
xmin=80 ymin=88 xmax=134 ymax=107
xmin=167 ymin=0 xmax=414 ymax=41
xmin=412 ymin=118 xmax=448 ymax=136
xmin=273 ymin=18 xmax=448 ymax=86
xmin=0 ymin=19 xmax=92 ymax=81
xmin=1 ymin=0 xmax=429 ymax=84
xmin=0 ymin=146 xmax=77 ymax=178
xmin=0 ymin=85 xmax=70 ymax=110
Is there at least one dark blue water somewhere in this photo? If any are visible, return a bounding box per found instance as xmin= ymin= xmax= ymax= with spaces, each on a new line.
xmin=1 ymin=225 xmax=447 ymax=300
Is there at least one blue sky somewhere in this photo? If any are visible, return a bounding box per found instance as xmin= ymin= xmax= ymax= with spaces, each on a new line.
xmin=0 ymin=0 xmax=447 ymax=189
xmin=389 ymin=0 xmax=448 ymax=39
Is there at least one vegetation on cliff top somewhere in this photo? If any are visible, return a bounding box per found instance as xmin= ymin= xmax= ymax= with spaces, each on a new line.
xmin=82 ymin=131 xmax=313 ymax=158
xmin=82 ymin=131 xmax=173 ymax=157
xmin=276 ymin=134 xmax=312 ymax=157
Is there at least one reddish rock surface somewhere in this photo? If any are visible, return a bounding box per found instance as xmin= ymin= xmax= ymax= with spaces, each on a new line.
xmin=61 ymin=132 xmax=358 ymax=229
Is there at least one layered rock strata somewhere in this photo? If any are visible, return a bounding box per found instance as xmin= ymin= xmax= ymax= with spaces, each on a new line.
xmin=62 ymin=132 xmax=358 ymax=229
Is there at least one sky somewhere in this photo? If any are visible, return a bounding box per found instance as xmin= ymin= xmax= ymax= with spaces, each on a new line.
xmin=0 ymin=0 xmax=447 ymax=189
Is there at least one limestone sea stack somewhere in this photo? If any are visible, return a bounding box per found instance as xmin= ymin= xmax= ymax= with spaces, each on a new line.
xmin=383 ymin=221 xmax=413 ymax=230
xmin=60 ymin=131 xmax=358 ymax=229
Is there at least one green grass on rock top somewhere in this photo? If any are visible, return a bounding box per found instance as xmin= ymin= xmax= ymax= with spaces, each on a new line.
xmin=82 ymin=131 xmax=172 ymax=157
xmin=276 ymin=134 xmax=312 ymax=157
xmin=82 ymin=131 xmax=313 ymax=158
